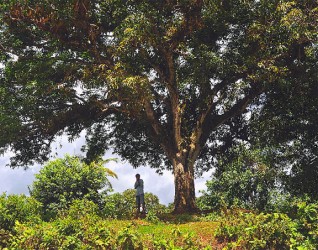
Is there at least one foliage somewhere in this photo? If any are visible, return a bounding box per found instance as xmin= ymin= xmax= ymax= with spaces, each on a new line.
xmin=199 ymin=145 xmax=279 ymax=210
xmin=10 ymin=199 xmax=114 ymax=250
xmin=1 ymin=0 xmax=317 ymax=212
xmin=59 ymin=198 xmax=100 ymax=219
xmin=198 ymin=211 xmax=222 ymax=222
xmin=250 ymin=55 xmax=318 ymax=201
xmin=2 ymin=194 xmax=316 ymax=249
xmin=145 ymin=210 xmax=160 ymax=224
xmin=102 ymin=189 xmax=168 ymax=219
xmin=29 ymin=155 xmax=117 ymax=217
xmin=215 ymin=201 xmax=318 ymax=249
xmin=283 ymin=199 xmax=318 ymax=246
xmin=0 ymin=194 xmax=42 ymax=231
xmin=0 ymin=229 xmax=11 ymax=249
xmin=4 ymin=198 xmax=215 ymax=249
xmin=116 ymin=224 xmax=143 ymax=250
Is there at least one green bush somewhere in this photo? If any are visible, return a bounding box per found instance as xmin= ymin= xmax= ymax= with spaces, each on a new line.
xmin=289 ymin=200 xmax=318 ymax=247
xmin=145 ymin=210 xmax=160 ymax=224
xmin=268 ymin=197 xmax=318 ymax=245
xmin=199 ymin=211 xmax=222 ymax=222
xmin=102 ymin=191 xmax=134 ymax=219
xmin=116 ymin=224 xmax=143 ymax=250
xmin=29 ymin=155 xmax=116 ymax=218
xmin=10 ymin=199 xmax=113 ymax=249
xmin=0 ymin=193 xmax=42 ymax=231
xmin=215 ymin=204 xmax=318 ymax=250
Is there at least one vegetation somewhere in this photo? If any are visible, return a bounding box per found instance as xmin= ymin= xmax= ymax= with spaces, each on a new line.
xmin=0 ymin=156 xmax=316 ymax=249
xmin=0 ymin=193 xmax=317 ymax=249
xmin=0 ymin=194 xmax=42 ymax=232
xmin=250 ymin=77 xmax=318 ymax=201
xmin=214 ymin=201 xmax=318 ymax=249
xmin=103 ymin=189 xmax=168 ymax=219
xmin=29 ymin=155 xmax=117 ymax=218
xmin=0 ymin=0 xmax=318 ymax=248
xmin=0 ymin=156 xmax=215 ymax=249
xmin=1 ymin=0 xmax=317 ymax=212
xmin=198 ymin=145 xmax=278 ymax=211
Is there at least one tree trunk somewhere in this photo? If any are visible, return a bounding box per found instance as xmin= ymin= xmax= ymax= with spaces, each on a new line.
xmin=173 ymin=157 xmax=197 ymax=213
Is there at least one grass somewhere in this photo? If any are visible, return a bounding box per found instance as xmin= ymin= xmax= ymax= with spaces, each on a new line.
xmin=102 ymin=214 xmax=220 ymax=248
xmin=3 ymin=211 xmax=222 ymax=249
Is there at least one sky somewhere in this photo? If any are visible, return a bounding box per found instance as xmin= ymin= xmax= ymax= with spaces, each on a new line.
xmin=0 ymin=133 xmax=213 ymax=205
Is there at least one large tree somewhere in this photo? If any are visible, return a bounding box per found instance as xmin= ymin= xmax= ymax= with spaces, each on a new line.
xmin=0 ymin=0 xmax=317 ymax=212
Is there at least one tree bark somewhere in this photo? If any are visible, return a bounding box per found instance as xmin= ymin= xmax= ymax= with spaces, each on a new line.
xmin=172 ymin=155 xmax=197 ymax=213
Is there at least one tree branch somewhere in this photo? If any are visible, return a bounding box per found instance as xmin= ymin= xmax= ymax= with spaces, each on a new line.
xmin=144 ymin=100 xmax=174 ymax=160
xmin=188 ymin=83 xmax=265 ymax=161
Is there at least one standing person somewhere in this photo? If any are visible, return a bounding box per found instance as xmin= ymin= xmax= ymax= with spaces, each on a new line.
xmin=134 ymin=174 xmax=145 ymax=214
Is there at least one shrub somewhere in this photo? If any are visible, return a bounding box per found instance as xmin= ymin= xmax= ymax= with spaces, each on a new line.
xmin=145 ymin=210 xmax=160 ymax=224
xmin=10 ymin=199 xmax=113 ymax=249
xmin=0 ymin=193 xmax=42 ymax=231
xmin=29 ymin=155 xmax=117 ymax=218
xmin=199 ymin=211 xmax=222 ymax=222
xmin=289 ymin=200 xmax=318 ymax=247
xmin=102 ymin=192 xmax=134 ymax=219
xmin=215 ymin=208 xmax=318 ymax=250
xmin=116 ymin=225 xmax=143 ymax=250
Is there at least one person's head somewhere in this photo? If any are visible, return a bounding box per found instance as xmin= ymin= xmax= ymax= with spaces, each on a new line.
xmin=135 ymin=174 xmax=140 ymax=180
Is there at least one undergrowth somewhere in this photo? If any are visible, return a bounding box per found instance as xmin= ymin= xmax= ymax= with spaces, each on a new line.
xmin=1 ymin=196 xmax=317 ymax=249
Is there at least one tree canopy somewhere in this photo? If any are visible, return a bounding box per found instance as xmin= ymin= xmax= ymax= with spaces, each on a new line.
xmin=250 ymin=67 xmax=318 ymax=200
xmin=0 ymin=0 xmax=317 ymax=212
xmin=199 ymin=145 xmax=278 ymax=210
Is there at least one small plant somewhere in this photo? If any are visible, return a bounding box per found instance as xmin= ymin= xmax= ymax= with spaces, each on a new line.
xmin=152 ymin=237 xmax=169 ymax=249
xmin=9 ymin=200 xmax=115 ymax=249
xmin=145 ymin=210 xmax=160 ymax=224
xmin=116 ymin=224 xmax=143 ymax=250
xmin=182 ymin=231 xmax=198 ymax=249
